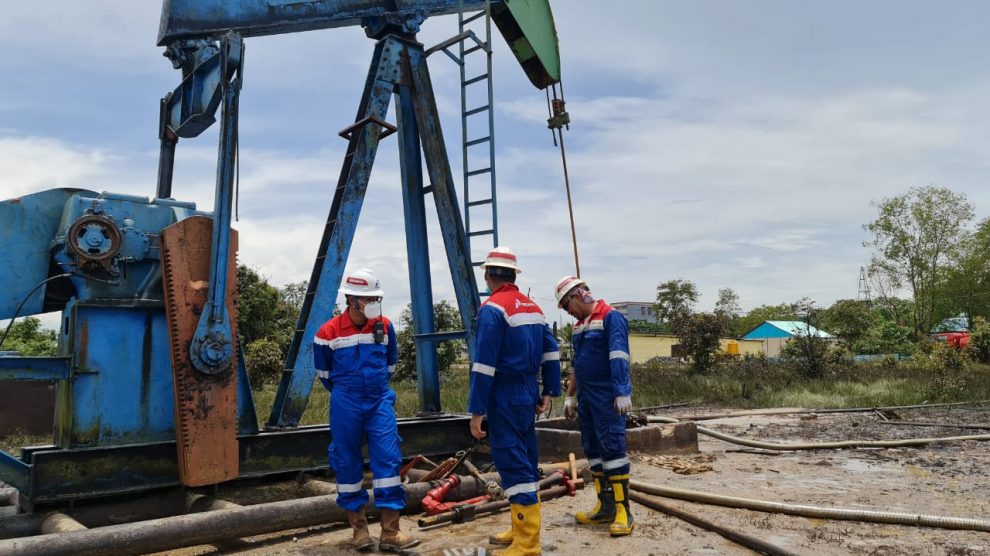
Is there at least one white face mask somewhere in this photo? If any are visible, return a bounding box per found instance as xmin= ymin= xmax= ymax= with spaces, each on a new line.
xmin=361 ymin=301 xmax=382 ymax=317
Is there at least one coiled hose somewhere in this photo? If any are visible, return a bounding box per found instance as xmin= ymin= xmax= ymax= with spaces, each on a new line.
xmin=647 ymin=415 xmax=990 ymax=450
xmin=629 ymin=480 xmax=990 ymax=532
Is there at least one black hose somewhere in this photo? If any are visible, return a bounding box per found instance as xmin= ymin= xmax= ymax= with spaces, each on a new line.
xmin=629 ymin=490 xmax=797 ymax=556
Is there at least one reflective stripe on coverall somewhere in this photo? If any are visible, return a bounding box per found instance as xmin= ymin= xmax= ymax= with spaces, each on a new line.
xmin=572 ymin=300 xmax=631 ymax=475
xmin=468 ymin=284 xmax=562 ymax=505
xmin=314 ymin=311 xmax=403 ymax=512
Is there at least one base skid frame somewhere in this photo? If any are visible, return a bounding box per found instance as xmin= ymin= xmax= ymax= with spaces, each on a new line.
xmin=6 ymin=414 xmax=472 ymax=509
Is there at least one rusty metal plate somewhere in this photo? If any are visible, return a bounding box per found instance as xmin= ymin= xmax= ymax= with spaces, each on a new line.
xmin=160 ymin=216 xmax=239 ymax=486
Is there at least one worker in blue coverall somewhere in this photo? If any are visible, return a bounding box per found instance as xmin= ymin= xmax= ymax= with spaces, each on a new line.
xmin=313 ymin=268 xmax=418 ymax=552
xmin=554 ymin=275 xmax=634 ymax=537
xmin=468 ymin=247 xmax=561 ymax=556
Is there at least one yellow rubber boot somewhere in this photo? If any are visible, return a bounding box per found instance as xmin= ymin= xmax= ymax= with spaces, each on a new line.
xmin=488 ymin=519 xmax=514 ymax=546
xmin=575 ymin=472 xmax=615 ymax=525
xmin=608 ymin=474 xmax=634 ymax=537
xmin=497 ymin=502 xmax=541 ymax=555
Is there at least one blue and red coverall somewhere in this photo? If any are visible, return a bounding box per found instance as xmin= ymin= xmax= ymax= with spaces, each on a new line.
xmin=468 ymin=284 xmax=562 ymax=505
xmin=313 ymin=311 xmax=403 ymax=512
xmin=572 ymin=300 xmax=632 ymax=475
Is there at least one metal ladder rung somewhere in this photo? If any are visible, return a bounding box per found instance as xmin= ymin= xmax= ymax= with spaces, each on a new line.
xmin=468 ymin=229 xmax=494 ymax=237
xmin=466 ymin=167 xmax=492 ymax=177
xmin=414 ymin=330 xmax=467 ymax=342
xmin=467 ymin=198 xmax=493 ymax=207
xmin=465 ymin=136 xmax=491 ymax=147
xmin=464 ymin=104 xmax=490 ymax=117
xmin=464 ymin=43 xmax=486 ymax=56
xmin=463 ymin=11 xmax=486 ymax=25
xmin=423 ymin=185 xmax=434 ymax=194
xmin=464 ymin=73 xmax=489 ymax=86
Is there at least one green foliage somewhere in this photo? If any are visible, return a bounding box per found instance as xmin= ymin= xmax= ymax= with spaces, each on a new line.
xmin=820 ymin=299 xmax=877 ymax=349
xmin=244 ymin=338 xmax=284 ymax=386
xmin=654 ymin=279 xmax=699 ymax=328
xmin=864 ymin=185 xmax=975 ymax=338
xmin=854 ymin=319 xmax=916 ymax=355
xmin=968 ymin=316 xmax=990 ymax=364
xmin=714 ymin=288 xmax=743 ymax=335
xmin=236 ymin=266 xmax=312 ymax=388
xmin=0 ymin=317 xmax=57 ymax=356
xmin=941 ymin=218 xmax=990 ymax=325
xmin=675 ymin=312 xmax=724 ymax=374
xmin=236 ymin=265 xmax=299 ymax=353
xmin=394 ymin=301 xmax=465 ymax=383
xmin=734 ymin=303 xmax=798 ymax=337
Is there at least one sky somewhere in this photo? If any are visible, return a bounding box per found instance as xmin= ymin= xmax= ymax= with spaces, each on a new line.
xmin=3 ymin=1 xmax=990 ymax=330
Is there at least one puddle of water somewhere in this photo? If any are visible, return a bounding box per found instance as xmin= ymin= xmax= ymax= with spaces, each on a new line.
xmin=842 ymin=458 xmax=883 ymax=473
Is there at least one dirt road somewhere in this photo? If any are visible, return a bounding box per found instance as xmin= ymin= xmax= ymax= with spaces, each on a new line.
xmin=159 ymin=407 xmax=990 ymax=555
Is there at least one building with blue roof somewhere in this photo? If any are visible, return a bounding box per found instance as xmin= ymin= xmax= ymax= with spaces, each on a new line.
xmin=741 ymin=320 xmax=834 ymax=357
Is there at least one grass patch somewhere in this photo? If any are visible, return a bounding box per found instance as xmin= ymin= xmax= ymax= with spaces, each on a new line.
xmin=250 ymin=360 xmax=990 ymax=426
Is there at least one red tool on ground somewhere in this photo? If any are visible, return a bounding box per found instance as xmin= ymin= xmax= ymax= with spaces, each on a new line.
xmin=421 ymin=474 xmax=492 ymax=516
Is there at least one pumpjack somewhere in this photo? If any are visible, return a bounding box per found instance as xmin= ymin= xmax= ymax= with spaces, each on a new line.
xmin=0 ymin=0 xmax=560 ymax=508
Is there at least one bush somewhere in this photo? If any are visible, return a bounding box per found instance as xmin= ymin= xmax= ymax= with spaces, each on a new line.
xmin=968 ymin=316 xmax=990 ymax=364
xmin=393 ymin=301 xmax=465 ymax=383
xmin=245 ymin=338 xmax=284 ymax=387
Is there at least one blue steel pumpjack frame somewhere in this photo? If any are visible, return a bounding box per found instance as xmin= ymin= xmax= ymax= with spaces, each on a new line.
xmin=268 ymin=34 xmax=480 ymax=424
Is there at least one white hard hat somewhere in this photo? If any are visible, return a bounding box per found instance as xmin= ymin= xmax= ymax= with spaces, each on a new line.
xmin=480 ymin=246 xmax=522 ymax=273
xmin=339 ymin=268 xmax=384 ymax=297
xmin=555 ymin=275 xmax=586 ymax=307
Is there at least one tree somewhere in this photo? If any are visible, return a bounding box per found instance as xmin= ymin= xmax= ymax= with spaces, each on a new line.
xmin=785 ymin=298 xmax=829 ymax=378
xmin=236 ymin=267 xmax=312 ymax=387
xmin=714 ymin=287 xmax=742 ymax=334
xmin=654 ymin=279 xmax=699 ymax=329
xmin=968 ymin=316 xmax=990 ymax=364
xmin=734 ymin=304 xmax=798 ymax=337
xmin=394 ymin=301 xmax=465 ymax=382
xmin=0 ymin=316 xmax=57 ymax=356
xmin=820 ymin=299 xmax=877 ymax=350
xmin=675 ymin=312 xmax=724 ymax=374
xmin=864 ymin=185 xmax=974 ymax=338
xmin=941 ymin=218 xmax=990 ymax=325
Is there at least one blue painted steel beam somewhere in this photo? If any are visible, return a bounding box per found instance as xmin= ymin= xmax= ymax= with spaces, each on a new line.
xmin=190 ymin=33 xmax=243 ymax=376
xmin=0 ymin=450 xmax=29 ymax=493
xmin=268 ymin=38 xmax=402 ymax=427
xmin=0 ymin=357 xmax=70 ymax=381
xmin=158 ymin=0 xmax=498 ymax=45
xmin=406 ymin=43 xmax=480 ymax=360
xmin=396 ymin=83 xmax=441 ymax=412
xmin=414 ymin=331 xmax=467 ymax=342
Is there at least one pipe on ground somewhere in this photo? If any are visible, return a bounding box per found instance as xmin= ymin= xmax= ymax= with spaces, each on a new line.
xmin=629 ymin=490 xmax=797 ymax=556
xmin=647 ymin=415 xmax=990 ymax=451
xmin=660 ymin=400 xmax=990 ymax=422
xmin=629 ymin=480 xmax=990 ymax=533
xmin=0 ymin=473 xmax=495 ymax=556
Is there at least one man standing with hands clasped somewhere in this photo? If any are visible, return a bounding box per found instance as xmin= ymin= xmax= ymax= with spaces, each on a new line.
xmin=313 ymin=268 xmax=418 ymax=552
xmin=554 ymin=275 xmax=634 ymax=537
xmin=468 ymin=247 xmax=561 ymax=556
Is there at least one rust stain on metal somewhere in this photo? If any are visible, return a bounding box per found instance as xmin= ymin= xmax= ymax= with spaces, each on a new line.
xmin=160 ymin=216 xmax=239 ymax=487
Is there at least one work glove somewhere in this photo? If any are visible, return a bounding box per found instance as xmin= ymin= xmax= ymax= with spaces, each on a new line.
xmin=614 ymin=396 xmax=632 ymax=415
xmin=564 ymin=396 xmax=577 ymax=420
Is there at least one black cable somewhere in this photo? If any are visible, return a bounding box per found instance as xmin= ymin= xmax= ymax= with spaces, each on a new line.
xmin=0 ymin=273 xmax=73 ymax=352
xmin=0 ymin=272 xmax=120 ymax=352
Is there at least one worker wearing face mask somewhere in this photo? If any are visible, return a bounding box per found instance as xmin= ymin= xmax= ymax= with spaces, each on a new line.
xmin=468 ymin=247 xmax=562 ymax=556
xmin=554 ymin=275 xmax=634 ymax=537
xmin=313 ymin=268 xmax=417 ymax=552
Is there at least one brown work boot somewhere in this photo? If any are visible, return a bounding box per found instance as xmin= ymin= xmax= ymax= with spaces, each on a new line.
xmin=378 ymin=508 xmax=420 ymax=552
xmin=347 ymin=507 xmax=373 ymax=551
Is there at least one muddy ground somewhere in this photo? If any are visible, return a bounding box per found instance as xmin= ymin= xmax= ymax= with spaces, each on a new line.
xmin=159 ymin=406 xmax=990 ymax=555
